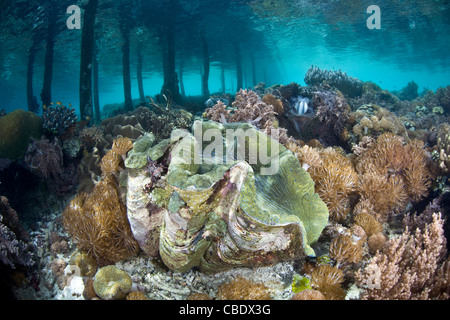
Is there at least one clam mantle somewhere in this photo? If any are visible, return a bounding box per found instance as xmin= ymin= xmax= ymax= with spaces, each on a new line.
xmin=126 ymin=121 xmax=329 ymax=273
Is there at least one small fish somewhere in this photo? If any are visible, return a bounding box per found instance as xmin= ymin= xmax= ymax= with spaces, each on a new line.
xmin=56 ymin=101 xmax=62 ymax=106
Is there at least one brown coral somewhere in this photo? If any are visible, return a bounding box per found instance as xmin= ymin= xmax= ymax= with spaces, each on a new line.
xmin=262 ymin=93 xmax=284 ymax=115
xmin=63 ymin=138 xmax=139 ymax=266
xmin=308 ymin=147 xmax=358 ymax=222
xmin=329 ymin=233 xmax=364 ymax=267
xmin=310 ymin=265 xmax=346 ymax=300
xmin=356 ymin=133 xmax=435 ymax=222
xmin=216 ymin=277 xmax=272 ymax=300
xmin=291 ymin=289 xmax=326 ymax=300
xmin=63 ymin=174 xmax=139 ymax=266
xmin=99 ymin=137 xmax=133 ymax=176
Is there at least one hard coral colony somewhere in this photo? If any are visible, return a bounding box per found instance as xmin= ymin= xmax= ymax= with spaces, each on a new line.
xmin=1 ymin=66 xmax=450 ymax=302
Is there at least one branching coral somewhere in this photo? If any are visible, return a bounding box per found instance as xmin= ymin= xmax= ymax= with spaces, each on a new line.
xmin=131 ymin=105 xmax=193 ymax=141
xmin=356 ymin=133 xmax=436 ymax=222
xmin=63 ymin=138 xmax=139 ymax=266
xmin=355 ymin=212 xmax=448 ymax=300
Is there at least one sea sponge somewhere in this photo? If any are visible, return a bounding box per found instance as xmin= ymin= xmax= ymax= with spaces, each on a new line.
xmin=0 ymin=109 xmax=43 ymax=160
xmin=216 ymin=277 xmax=271 ymax=300
xmin=93 ymin=266 xmax=132 ymax=300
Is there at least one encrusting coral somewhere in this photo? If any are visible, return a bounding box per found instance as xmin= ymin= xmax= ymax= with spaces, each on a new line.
xmin=63 ymin=137 xmax=139 ymax=266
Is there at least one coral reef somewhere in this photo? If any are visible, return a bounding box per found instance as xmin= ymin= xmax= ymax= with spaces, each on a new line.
xmin=63 ymin=138 xmax=139 ymax=266
xmin=42 ymin=103 xmax=77 ymax=136
xmin=0 ymin=109 xmax=42 ymax=161
xmin=0 ymin=196 xmax=35 ymax=269
xmin=355 ymin=212 xmax=448 ymax=300
xmin=304 ymin=65 xmax=363 ymax=98
xmin=93 ymin=265 xmax=132 ymax=300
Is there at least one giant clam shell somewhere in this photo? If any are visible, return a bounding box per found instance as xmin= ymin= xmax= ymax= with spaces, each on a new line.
xmin=158 ymin=121 xmax=329 ymax=273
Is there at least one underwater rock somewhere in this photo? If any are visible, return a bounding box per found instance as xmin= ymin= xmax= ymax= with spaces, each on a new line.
xmin=153 ymin=121 xmax=329 ymax=273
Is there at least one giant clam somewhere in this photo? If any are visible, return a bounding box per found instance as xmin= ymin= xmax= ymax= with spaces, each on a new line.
xmin=126 ymin=121 xmax=329 ymax=273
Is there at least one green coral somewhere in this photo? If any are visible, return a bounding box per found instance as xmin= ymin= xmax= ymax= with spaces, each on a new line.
xmin=93 ymin=265 xmax=132 ymax=300
xmin=0 ymin=109 xmax=43 ymax=160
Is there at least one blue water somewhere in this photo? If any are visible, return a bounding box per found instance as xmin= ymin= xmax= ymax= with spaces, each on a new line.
xmin=0 ymin=0 xmax=449 ymax=115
